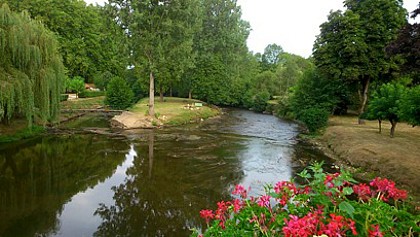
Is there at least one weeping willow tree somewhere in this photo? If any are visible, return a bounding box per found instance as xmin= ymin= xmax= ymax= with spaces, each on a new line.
xmin=0 ymin=4 xmax=64 ymax=126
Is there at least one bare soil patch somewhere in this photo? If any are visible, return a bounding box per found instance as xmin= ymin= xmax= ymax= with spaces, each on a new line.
xmin=314 ymin=115 xmax=420 ymax=201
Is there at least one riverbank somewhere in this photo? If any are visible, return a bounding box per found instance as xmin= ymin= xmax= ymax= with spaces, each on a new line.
xmin=111 ymin=97 xmax=220 ymax=129
xmin=308 ymin=115 xmax=420 ymax=202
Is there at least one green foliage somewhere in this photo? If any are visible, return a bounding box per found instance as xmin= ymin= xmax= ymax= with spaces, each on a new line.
xmin=105 ymin=77 xmax=133 ymax=110
xmin=66 ymin=76 xmax=86 ymax=97
xmin=194 ymin=163 xmax=419 ymax=237
xmin=291 ymin=68 xmax=343 ymax=115
xmin=2 ymin=0 xmax=128 ymax=81
xmin=367 ymin=83 xmax=406 ymax=122
xmin=93 ymin=71 xmax=115 ymax=91
xmin=0 ymin=4 xmax=65 ymax=126
xmin=273 ymin=94 xmax=295 ymax=120
xmin=298 ymin=107 xmax=330 ymax=134
xmin=260 ymin=43 xmax=284 ymax=71
xmin=400 ymin=85 xmax=420 ymax=126
xmin=313 ymin=0 xmax=407 ymax=113
xmin=79 ymin=90 xmax=105 ymax=98
xmin=366 ymin=82 xmax=407 ymax=136
xmin=252 ymin=91 xmax=270 ymax=113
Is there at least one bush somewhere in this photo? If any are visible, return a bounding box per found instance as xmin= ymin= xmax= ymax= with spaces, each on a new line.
xmin=66 ymin=76 xmax=85 ymax=98
xmin=273 ymin=93 xmax=295 ymax=120
xmin=193 ymin=163 xmax=419 ymax=237
xmin=252 ymin=90 xmax=270 ymax=112
xmin=297 ymin=107 xmax=329 ymax=134
xmin=105 ymin=77 xmax=134 ymax=110
xmin=79 ymin=90 xmax=105 ymax=98
xmin=94 ymin=71 xmax=115 ymax=91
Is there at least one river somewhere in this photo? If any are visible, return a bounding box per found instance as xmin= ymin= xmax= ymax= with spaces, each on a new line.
xmin=0 ymin=109 xmax=331 ymax=237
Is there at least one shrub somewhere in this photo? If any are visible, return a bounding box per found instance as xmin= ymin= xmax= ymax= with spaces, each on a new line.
xmin=79 ymin=90 xmax=105 ymax=98
xmin=105 ymin=77 xmax=134 ymax=110
xmin=66 ymin=76 xmax=85 ymax=98
xmin=193 ymin=163 xmax=419 ymax=237
xmin=252 ymin=90 xmax=270 ymax=112
xmin=297 ymin=107 xmax=329 ymax=134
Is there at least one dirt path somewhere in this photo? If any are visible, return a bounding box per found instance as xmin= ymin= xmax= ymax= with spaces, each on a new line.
xmin=312 ymin=116 xmax=420 ymax=201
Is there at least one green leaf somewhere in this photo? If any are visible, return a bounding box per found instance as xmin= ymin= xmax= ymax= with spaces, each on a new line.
xmin=342 ymin=187 xmax=354 ymax=196
xmin=339 ymin=201 xmax=355 ymax=218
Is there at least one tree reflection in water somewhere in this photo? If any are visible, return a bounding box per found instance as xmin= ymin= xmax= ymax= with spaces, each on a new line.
xmin=94 ymin=130 xmax=245 ymax=236
xmin=0 ymin=135 xmax=129 ymax=237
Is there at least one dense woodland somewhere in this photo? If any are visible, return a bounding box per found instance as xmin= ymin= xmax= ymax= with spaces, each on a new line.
xmin=0 ymin=0 xmax=419 ymax=135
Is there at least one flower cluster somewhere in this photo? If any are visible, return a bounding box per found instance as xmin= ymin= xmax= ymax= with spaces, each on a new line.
xmin=352 ymin=177 xmax=408 ymax=202
xmin=283 ymin=209 xmax=357 ymax=237
xmin=194 ymin=163 xmax=418 ymax=237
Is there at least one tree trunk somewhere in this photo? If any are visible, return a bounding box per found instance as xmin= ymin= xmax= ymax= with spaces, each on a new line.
xmin=149 ymin=71 xmax=155 ymax=117
xmin=169 ymin=87 xmax=173 ymax=97
xmin=390 ymin=119 xmax=397 ymax=138
xmin=159 ymin=85 xmax=164 ymax=102
xmin=358 ymin=77 xmax=370 ymax=124
xmin=188 ymin=90 xmax=192 ymax=100
xmin=378 ymin=119 xmax=382 ymax=133
xmin=359 ymin=77 xmax=370 ymax=114
xmin=148 ymin=132 xmax=154 ymax=178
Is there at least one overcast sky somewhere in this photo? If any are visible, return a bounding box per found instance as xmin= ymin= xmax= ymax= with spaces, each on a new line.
xmin=85 ymin=0 xmax=419 ymax=58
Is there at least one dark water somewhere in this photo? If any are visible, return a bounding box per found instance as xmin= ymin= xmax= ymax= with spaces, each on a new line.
xmin=0 ymin=110 xmax=331 ymax=237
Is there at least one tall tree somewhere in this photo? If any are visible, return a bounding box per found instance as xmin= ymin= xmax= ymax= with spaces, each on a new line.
xmin=313 ymin=0 xmax=407 ymax=115
xmin=192 ymin=0 xmax=250 ymax=106
xmin=1 ymin=0 xmax=127 ymax=81
xmin=387 ymin=3 xmax=420 ymax=84
xmin=260 ymin=43 xmax=284 ymax=72
xmin=108 ymin=0 xmax=200 ymax=116
xmin=0 ymin=4 xmax=65 ymax=125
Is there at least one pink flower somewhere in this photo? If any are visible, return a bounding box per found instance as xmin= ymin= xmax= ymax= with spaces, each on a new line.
xmin=353 ymin=183 xmax=372 ymax=201
xmin=257 ymin=195 xmax=271 ymax=208
xmin=324 ymin=173 xmax=340 ymax=188
xmin=369 ymin=177 xmax=408 ymax=201
xmin=232 ymin=198 xmax=242 ymax=213
xmin=232 ymin=184 xmax=248 ymax=198
xmin=199 ymin=209 xmax=214 ymax=224
xmin=274 ymin=181 xmax=297 ymax=195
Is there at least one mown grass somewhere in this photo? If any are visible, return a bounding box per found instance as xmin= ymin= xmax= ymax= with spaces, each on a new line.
xmin=130 ymin=97 xmax=220 ymax=126
xmin=60 ymin=96 xmax=105 ymax=110
xmin=316 ymin=115 xmax=420 ymax=200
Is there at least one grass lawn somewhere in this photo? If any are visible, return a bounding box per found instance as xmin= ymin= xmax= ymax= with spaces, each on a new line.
xmin=315 ymin=115 xmax=420 ymax=200
xmin=130 ymin=97 xmax=220 ymax=126
xmin=60 ymin=96 xmax=105 ymax=110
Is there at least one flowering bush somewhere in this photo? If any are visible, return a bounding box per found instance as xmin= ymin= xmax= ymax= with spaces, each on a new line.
xmin=192 ymin=163 xmax=419 ymax=237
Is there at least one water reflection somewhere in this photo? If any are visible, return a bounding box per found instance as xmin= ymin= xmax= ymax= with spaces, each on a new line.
xmin=94 ymin=130 xmax=244 ymax=236
xmin=0 ymin=109 xmax=319 ymax=237
xmin=0 ymin=135 xmax=130 ymax=237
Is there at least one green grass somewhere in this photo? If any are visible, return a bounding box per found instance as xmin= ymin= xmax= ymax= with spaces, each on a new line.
xmin=60 ymin=96 xmax=105 ymax=110
xmin=131 ymin=97 xmax=220 ymax=126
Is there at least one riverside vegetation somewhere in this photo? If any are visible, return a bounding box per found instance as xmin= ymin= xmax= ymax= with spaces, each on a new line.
xmin=1 ymin=0 xmax=420 ymax=236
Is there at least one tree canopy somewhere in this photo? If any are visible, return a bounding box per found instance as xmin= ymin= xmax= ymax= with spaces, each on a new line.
xmin=1 ymin=0 xmax=128 ymax=81
xmin=313 ymin=0 xmax=407 ymax=114
xmin=0 ymin=4 xmax=65 ymax=125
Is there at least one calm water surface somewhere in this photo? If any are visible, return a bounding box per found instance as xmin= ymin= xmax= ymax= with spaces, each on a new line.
xmin=0 ymin=110 xmax=328 ymax=237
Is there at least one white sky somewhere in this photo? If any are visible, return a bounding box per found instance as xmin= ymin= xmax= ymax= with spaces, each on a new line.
xmin=85 ymin=0 xmax=419 ymax=58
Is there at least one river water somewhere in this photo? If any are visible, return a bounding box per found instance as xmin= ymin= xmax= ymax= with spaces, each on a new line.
xmin=0 ymin=110 xmax=331 ymax=237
